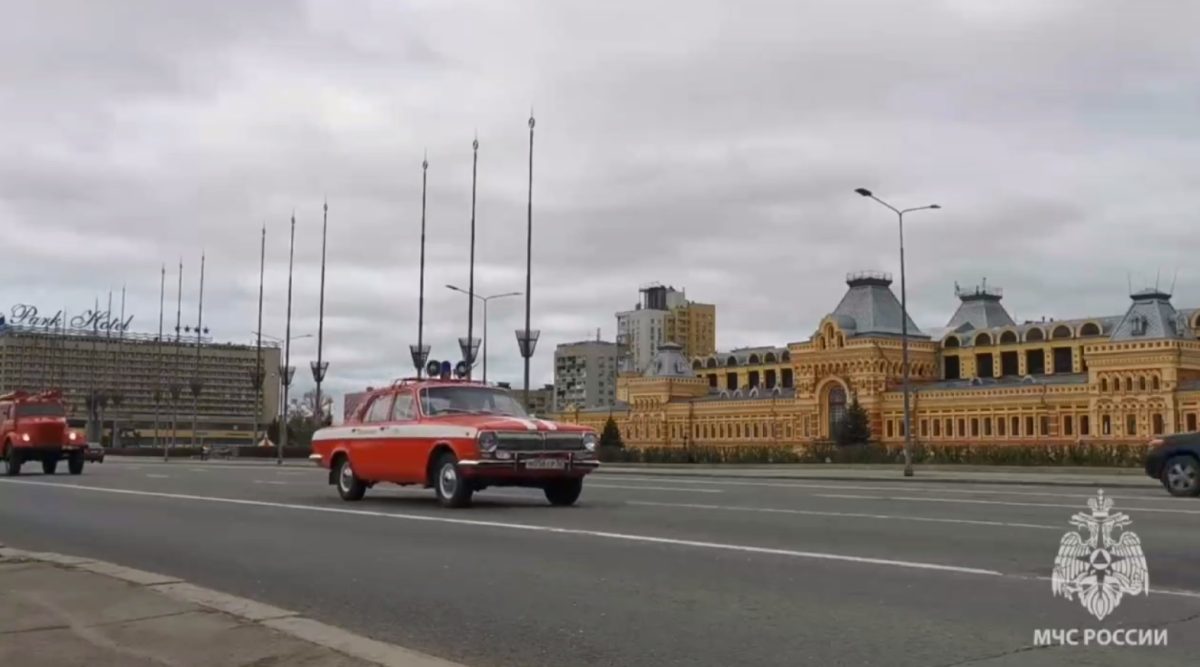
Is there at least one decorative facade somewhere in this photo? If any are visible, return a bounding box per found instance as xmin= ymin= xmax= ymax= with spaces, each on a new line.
xmin=559 ymin=272 xmax=1200 ymax=448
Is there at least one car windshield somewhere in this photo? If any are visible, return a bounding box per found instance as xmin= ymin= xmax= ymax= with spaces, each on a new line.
xmin=16 ymin=403 xmax=66 ymax=418
xmin=420 ymin=386 xmax=529 ymax=417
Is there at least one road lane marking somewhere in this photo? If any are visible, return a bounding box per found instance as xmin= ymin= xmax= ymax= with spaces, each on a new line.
xmin=587 ymin=483 xmax=723 ymax=493
xmin=626 ymin=501 xmax=1060 ymax=530
xmin=0 ymin=479 xmax=1002 ymax=577
xmin=189 ymin=468 xmax=209 ymax=473
xmin=253 ymin=481 xmax=292 ymax=486
xmin=815 ymin=494 xmax=1200 ymax=515
xmin=600 ymin=476 xmax=1165 ymax=500
xmin=145 ymin=474 xmax=169 ymax=479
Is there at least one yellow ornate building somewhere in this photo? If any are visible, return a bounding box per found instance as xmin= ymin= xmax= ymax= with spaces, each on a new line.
xmin=562 ymin=272 xmax=1200 ymax=447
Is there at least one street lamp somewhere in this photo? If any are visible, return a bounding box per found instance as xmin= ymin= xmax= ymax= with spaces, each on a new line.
xmin=855 ymin=187 xmax=940 ymax=478
xmin=446 ymin=284 xmax=521 ymax=383
xmin=520 ymin=112 xmax=536 ymax=406
xmin=280 ymin=213 xmax=296 ymax=466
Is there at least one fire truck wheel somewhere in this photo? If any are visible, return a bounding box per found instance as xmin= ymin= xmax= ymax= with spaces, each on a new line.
xmin=42 ymin=459 xmax=58 ymax=475
xmin=67 ymin=453 xmax=84 ymax=475
xmin=544 ymin=478 xmax=583 ymax=506
xmin=3 ymin=446 xmax=20 ymax=476
xmin=433 ymin=452 xmax=473 ymax=509
xmin=335 ymin=457 xmax=366 ymax=501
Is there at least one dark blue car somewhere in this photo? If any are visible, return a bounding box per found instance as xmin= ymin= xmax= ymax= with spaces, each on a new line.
xmin=1146 ymin=434 xmax=1200 ymax=497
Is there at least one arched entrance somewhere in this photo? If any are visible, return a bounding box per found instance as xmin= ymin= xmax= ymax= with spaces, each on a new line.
xmin=827 ymin=385 xmax=847 ymax=438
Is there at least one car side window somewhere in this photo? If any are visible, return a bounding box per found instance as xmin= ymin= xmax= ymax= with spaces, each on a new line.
xmin=364 ymin=394 xmax=393 ymax=423
xmin=391 ymin=393 xmax=414 ymax=421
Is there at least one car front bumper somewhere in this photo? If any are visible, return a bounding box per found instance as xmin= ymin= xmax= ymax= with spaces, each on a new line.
xmin=458 ymin=455 xmax=599 ymax=476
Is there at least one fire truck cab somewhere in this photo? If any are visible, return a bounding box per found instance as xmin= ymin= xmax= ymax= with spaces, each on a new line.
xmin=0 ymin=390 xmax=85 ymax=476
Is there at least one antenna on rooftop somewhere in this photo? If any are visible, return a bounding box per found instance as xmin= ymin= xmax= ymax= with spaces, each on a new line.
xmin=1127 ymin=272 xmax=1132 ymax=295
xmin=1155 ymin=269 xmax=1161 ymax=292
xmin=1170 ymin=268 xmax=1179 ymax=296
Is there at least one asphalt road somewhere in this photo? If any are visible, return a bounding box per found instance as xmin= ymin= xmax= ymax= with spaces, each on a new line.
xmin=1 ymin=462 xmax=1197 ymax=667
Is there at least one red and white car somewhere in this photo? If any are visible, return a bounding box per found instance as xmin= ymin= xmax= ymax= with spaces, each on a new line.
xmin=310 ymin=379 xmax=600 ymax=507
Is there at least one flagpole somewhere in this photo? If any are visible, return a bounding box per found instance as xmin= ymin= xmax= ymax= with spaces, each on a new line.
xmin=191 ymin=254 xmax=205 ymax=449
xmin=155 ymin=265 xmax=164 ymax=449
xmin=253 ymin=224 xmax=265 ymax=448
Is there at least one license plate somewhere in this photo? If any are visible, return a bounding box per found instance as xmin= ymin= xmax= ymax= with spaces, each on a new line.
xmin=524 ymin=458 xmax=566 ymax=470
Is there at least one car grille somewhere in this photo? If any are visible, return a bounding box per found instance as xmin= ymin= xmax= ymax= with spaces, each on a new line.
xmin=496 ymin=432 xmax=584 ymax=451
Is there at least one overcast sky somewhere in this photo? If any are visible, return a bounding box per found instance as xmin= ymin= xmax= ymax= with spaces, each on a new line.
xmin=2 ymin=0 xmax=1198 ymax=409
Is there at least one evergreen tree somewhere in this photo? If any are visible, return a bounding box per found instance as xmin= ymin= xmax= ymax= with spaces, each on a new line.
xmin=836 ymin=397 xmax=871 ymax=446
xmin=599 ymin=416 xmax=624 ymax=449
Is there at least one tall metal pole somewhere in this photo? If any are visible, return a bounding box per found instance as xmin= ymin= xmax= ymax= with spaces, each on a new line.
xmin=155 ymin=266 xmax=164 ymax=448
xmin=522 ymin=114 xmax=535 ymax=407
xmin=280 ymin=214 xmax=296 ymax=465
xmin=104 ymin=290 xmax=112 ymax=446
xmin=854 ymin=189 xmax=939 ymax=478
xmin=192 ymin=254 xmax=205 ymax=449
xmin=169 ymin=260 xmax=182 ymax=460
xmin=312 ymin=201 xmax=329 ymax=425
xmin=113 ymin=285 xmax=125 ymax=448
xmin=466 ymin=136 xmax=479 ymax=378
xmin=254 ymin=224 xmax=265 ymax=447
xmin=482 ymin=298 xmax=488 ymax=384
xmin=412 ymin=154 xmax=430 ymax=378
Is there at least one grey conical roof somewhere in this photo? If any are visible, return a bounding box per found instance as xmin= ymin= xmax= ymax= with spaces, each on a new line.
xmin=945 ymin=283 xmax=1015 ymax=331
xmin=1110 ymin=289 xmax=1186 ymax=341
xmin=643 ymin=342 xmax=695 ymax=378
xmin=830 ymin=272 xmax=926 ymax=338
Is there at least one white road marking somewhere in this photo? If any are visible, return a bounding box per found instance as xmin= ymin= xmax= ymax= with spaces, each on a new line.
xmin=627 ymin=501 xmax=1060 ymax=530
xmin=601 ymin=475 xmax=1164 ymax=500
xmin=587 ymin=483 xmax=723 ymax=494
xmin=189 ymin=468 xmax=209 ymax=473
xmin=816 ymin=494 xmax=1200 ymax=515
xmin=0 ymin=479 xmax=1001 ymax=577
xmin=145 ymin=474 xmax=169 ymax=479
xmin=253 ymin=480 xmax=291 ymax=486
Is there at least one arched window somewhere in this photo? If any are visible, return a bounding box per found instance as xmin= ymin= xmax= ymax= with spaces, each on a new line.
xmin=781 ymin=350 xmax=791 ymax=362
xmin=999 ymin=330 xmax=1017 ymax=344
xmin=1100 ymin=378 xmax=1108 ymax=392
xmin=706 ymin=357 xmax=718 ymax=369
xmin=1052 ymin=325 xmax=1072 ymax=339
xmin=692 ymin=360 xmax=702 ymax=370
xmin=1026 ymin=328 xmax=1045 ymax=342
xmin=764 ymin=352 xmax=777 ymax=364
xmin=1079 ymin=322 xmax=1101 ymax=337
xmin=975 ymin=333 xmax=992 ymax=346
xmin=726 ymin=356 xmax=738 ymax=367
xmin=944 ymin=335 xmax=960 ymax=348
xmin=1153 ymin=376 xmax=1161 ymax=390
xmin=748 ymin=353 xmax=760 ymax=365
xmin=827 ymin=386 xmax=847 ymax=437
xmin=1124 ymin=377 xmax=1133 ymax=392
xmin=1139 ymin=376 xmax=1147 ymax=391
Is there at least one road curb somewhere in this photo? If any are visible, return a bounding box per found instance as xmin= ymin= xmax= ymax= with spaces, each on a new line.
xmin=594 ymin=468 xmax=1156 ymax=489
xmin=0 ymin=544 xmax=463 ymax=667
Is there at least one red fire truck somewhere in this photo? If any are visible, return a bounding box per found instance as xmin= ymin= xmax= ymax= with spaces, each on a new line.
xmin=0 ymin=390 xmax=86 ymax=476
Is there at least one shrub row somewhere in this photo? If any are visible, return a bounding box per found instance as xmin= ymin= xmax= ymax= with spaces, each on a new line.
xmin=599 ymin=441 xmax=1153 ymax=467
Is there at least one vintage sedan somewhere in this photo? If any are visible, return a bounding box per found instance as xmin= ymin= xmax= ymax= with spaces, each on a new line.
xmin=310 ymin=379 xmax=600 ymax=507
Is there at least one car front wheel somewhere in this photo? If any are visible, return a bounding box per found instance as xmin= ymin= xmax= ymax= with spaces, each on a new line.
xmin=544 ymin=478 xmax=583 ymax=506
xmin=1162 ymin=455 xmax=1200 ymax=497
xmin=336 ymin=457 xmax=366 ymax=501
xmin=433 ymin=453 xmax=473 ymax=508
xmin=67 ymin=452 xmax=84 ymax=475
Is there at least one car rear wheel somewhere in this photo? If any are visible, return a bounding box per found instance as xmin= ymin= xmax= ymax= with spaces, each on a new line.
xmin=433 ymin=453 xmax=473 ymax=508
xmin=4 ymin=445 xmax=20 ymax=476
xmin=1162 ymin=455 xmax=1200 ymax=497
xmin=336 ymin=457 xmax=366 ymax=501
xmin=544 ymin=478 xmax=583 ymax=506
xmin=68 ymin=452 xmax=84 ymax=475
xmin=42 ymin=459 xmax=58 ymax=475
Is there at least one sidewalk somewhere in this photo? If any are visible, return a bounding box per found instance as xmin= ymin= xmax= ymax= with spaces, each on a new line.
xmin=0 ymin=547 xmax=461 ymax=667
xmin=596 ymin=463 xmax=1158 ymax=489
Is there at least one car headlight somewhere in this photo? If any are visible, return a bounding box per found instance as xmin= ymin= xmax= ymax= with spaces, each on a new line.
xmin=478 ymin=431 xmax=498 ymax=454
xmin=68 ymin=432 xmax=77 ymax=441
xmin=582 ymin=433 xmax=597 ymax=452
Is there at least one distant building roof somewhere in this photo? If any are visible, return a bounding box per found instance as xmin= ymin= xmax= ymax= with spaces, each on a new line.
xmin=829 ymin=272 xmax=926 ymax=339
xmin=1110 ymin=289 xmax=1187 ymax=342
xmin=945 ymin=281 xmax=1015 ymax=331
xmin=643 ymin=342 xmax=695 ymax=378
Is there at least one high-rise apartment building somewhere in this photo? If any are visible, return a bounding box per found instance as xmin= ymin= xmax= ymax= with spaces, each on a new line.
xmin=616 ymin=284 xmax=715 ymax=373
xmin=553 ymin=340 xmax=619 ymax=411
